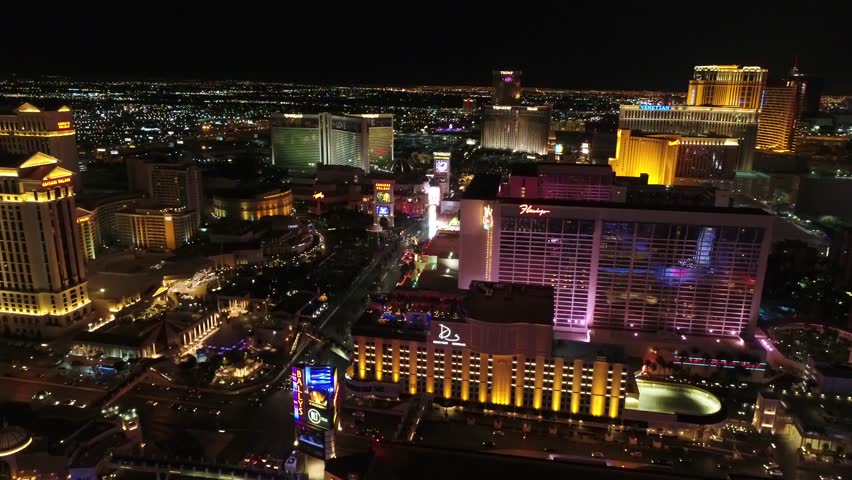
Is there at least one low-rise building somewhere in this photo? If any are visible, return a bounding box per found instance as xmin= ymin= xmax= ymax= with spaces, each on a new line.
xmin=115 ymin=208 xmax=199 ymax=251
xmin=351 ymin=282 xmax=629 ymax=419
xmin=210 ymin=187 xmax=293 ymax=221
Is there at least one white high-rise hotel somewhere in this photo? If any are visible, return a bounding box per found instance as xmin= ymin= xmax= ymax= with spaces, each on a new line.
xmin=459 ymin=177 xmax=772 ymax=338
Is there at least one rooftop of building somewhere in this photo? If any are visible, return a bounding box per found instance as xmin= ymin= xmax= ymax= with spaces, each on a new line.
xmin=410 ymin=265 xmax=459 ymax=292
xmin=462 ymin=174 xmax=502 ymax=200
xmin=74 ymin=311 xmax=198 ymax=348
xmin=209 ymin=184 xmax=292 ymax=199
xmin=464 ymin=281 xmax=553 ymax=326
xmin=91 ymin=251 xmax=210 ymax=276
xmin=117 ymin=206 xmax=197 ymax=216
xmin=496 ymin=195 xmax=769 ymax=216
xmin=783 ymin=394 xmax=852 ymax=437
xmin=552 ymin=340 xmax=627 ymax=363
xmin=735 ymin=170 xmax=771 ymax=179
xmin=0 ymin=151 xmax=61 ymax=169
xmin=620 ymin=104 xmax=759 ymax=113
xmin=353 ymin=290 xmax=467 ymax=340
xmin=75 ymin=191 xmax=144 ymax=210
xmin=0 ymin=101 xmax=71 ymax=115
xmin=271 ymin=291 xmax=318 ymax=316
xmin=420 ymin=231 xmax=458 ymax=258
xmin=814 ymin=363 xmax=852 ymax=379
xmin=510 ymin=162 xmax=614 ymax=177
xmin=356 ymin=443 xmax=705 ymax=480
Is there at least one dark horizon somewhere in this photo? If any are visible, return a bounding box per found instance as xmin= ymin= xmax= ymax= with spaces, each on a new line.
xmin=4 ymin=7 xmax=852 ymax=93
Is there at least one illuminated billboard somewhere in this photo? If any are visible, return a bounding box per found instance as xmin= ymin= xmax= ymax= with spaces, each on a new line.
xmin=376 ymin=205 xmax=390 ymax=217
xmin=376 ymin=191 xmax=391 ymax=204
xmin=292 ymin=365 xmax=338 ymax=431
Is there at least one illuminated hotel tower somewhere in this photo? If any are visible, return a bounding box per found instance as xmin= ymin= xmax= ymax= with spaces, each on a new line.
xmin=271 ymin=113 xmax=393 ymax=173
xmin=687 ymin=65 xmax=767 ymax=109
xmin=0 ymin=152 xmax=91 ymax=338
xmin=492 ymin=70 xmax=522 ymax=106
xmin=756 ymin=81 xmax=802 ymax=152
xmin=0 ymin=103 xmax=81 ymax=177
xmin=481 ymin=105 xmax=552 ymax=155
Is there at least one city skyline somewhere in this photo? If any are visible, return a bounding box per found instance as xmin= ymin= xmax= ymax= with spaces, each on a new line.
xmin=1 ymin=9 xmax=851 ymax=479
xmin=4 ymin=9 xmax=852 ymax=92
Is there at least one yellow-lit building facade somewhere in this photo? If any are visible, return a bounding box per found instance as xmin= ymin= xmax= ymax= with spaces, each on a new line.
xmin=115 ymin=208 xmax=199 ymax=251
xmin=0 ymin=152 xmax=92 ymax=338
xmin=757 ymin=82 xmax=801 ymax=152
xmin=610 ymin=129 xmax=739 ymax=185
xmin=351 ymin=283 xmax=627 ymax=419
xmin=210 ymin=188 xmax=293 ymax=221
xmin=75 ymin=207 xmax=98 ymax=260
xmin=0 ymin=103 xmax=81 ymax=177
xmin=610 ymin=130 xmax=679 ymax=184
xmin=687 ymin=65 xmax=767 ymax=110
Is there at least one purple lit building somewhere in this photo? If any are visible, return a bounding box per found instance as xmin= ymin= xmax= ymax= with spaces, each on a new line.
xmin=458 ymin=175 xmax=772 ymax=339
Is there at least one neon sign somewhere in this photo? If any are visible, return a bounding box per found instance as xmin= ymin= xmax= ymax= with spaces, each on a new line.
xmin=292 ymin=367 xmax=304 ymax=421
xmin=482 ymin=205 xmax=493 ymax=231
xmin=519 ymin=204 xmax=551 ymax=216
xmin=375 ymin=182 xmax=392 ymax=191
xmin=639 ymin=105 xmax=672 ymax=111
xmin=57 ymin=121 xmax=71 ymax=130
xmin=433 ymin=324 xmax=466 ymax=347
xmin=376 ymin=205 xmax=390 ymax=217
xmin=41 ymin=176 xmax=72 ymax=188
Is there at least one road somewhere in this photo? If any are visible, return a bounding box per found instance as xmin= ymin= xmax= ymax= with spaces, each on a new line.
xmin=107 ymin=233 xmax=405 ymax=463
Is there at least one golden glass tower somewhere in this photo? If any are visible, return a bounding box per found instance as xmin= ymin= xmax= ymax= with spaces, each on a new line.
xmin=756 ymin=81 xmax=802 ymax=152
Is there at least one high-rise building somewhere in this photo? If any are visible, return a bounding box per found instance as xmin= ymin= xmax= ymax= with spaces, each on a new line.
xmin=618 ymin=105 xmax=759 ymax=171
xmin=687 ymin=65 xmax=767 ymax=109
xmin=77 ymin=193 xmax=143 ymax=248
xmin=481 ymin=105 xmax=551 ymax=155
xmin=788 ymin=67 xmax=824 ymax=117
xmin=115 ymin=208 xmax=199 ymax=251
xmin=75 ymin=208 xmax=98 ymax=261
xmin=358 ymin=114 xmax=394 ymax=166
xmin=0 ymin=103 xmax=81 ymax=177
xmin=610 ymin=129 xmax=739 ymax=185
xmin=0 ymin=152 xmax=92 ymax=338
xmin=492 ymin=70 xmax=522 ymax=106
xmin=757 ymin=82 xmax=801 ymax=153
xmin=126 ymin=159 xmax=203 ymax=212
xmin=271 ymin=113 xmax=393 ymax=173
xmin=270 ymin=114 xmax=321 ymax=174
xmin=458 ymin=175 xmax=772 ymax=338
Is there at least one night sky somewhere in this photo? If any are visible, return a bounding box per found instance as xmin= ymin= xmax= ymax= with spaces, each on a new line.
xmin=5 ymin=7 xmax=852 ymax=92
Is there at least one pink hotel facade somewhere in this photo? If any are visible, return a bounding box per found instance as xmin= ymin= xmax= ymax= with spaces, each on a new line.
xmin=459 ymin=181 xmax=772 ymax=338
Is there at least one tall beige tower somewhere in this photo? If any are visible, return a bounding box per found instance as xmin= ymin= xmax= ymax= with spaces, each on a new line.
xmin=0 ymin=152 xmax=91 ymax=338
